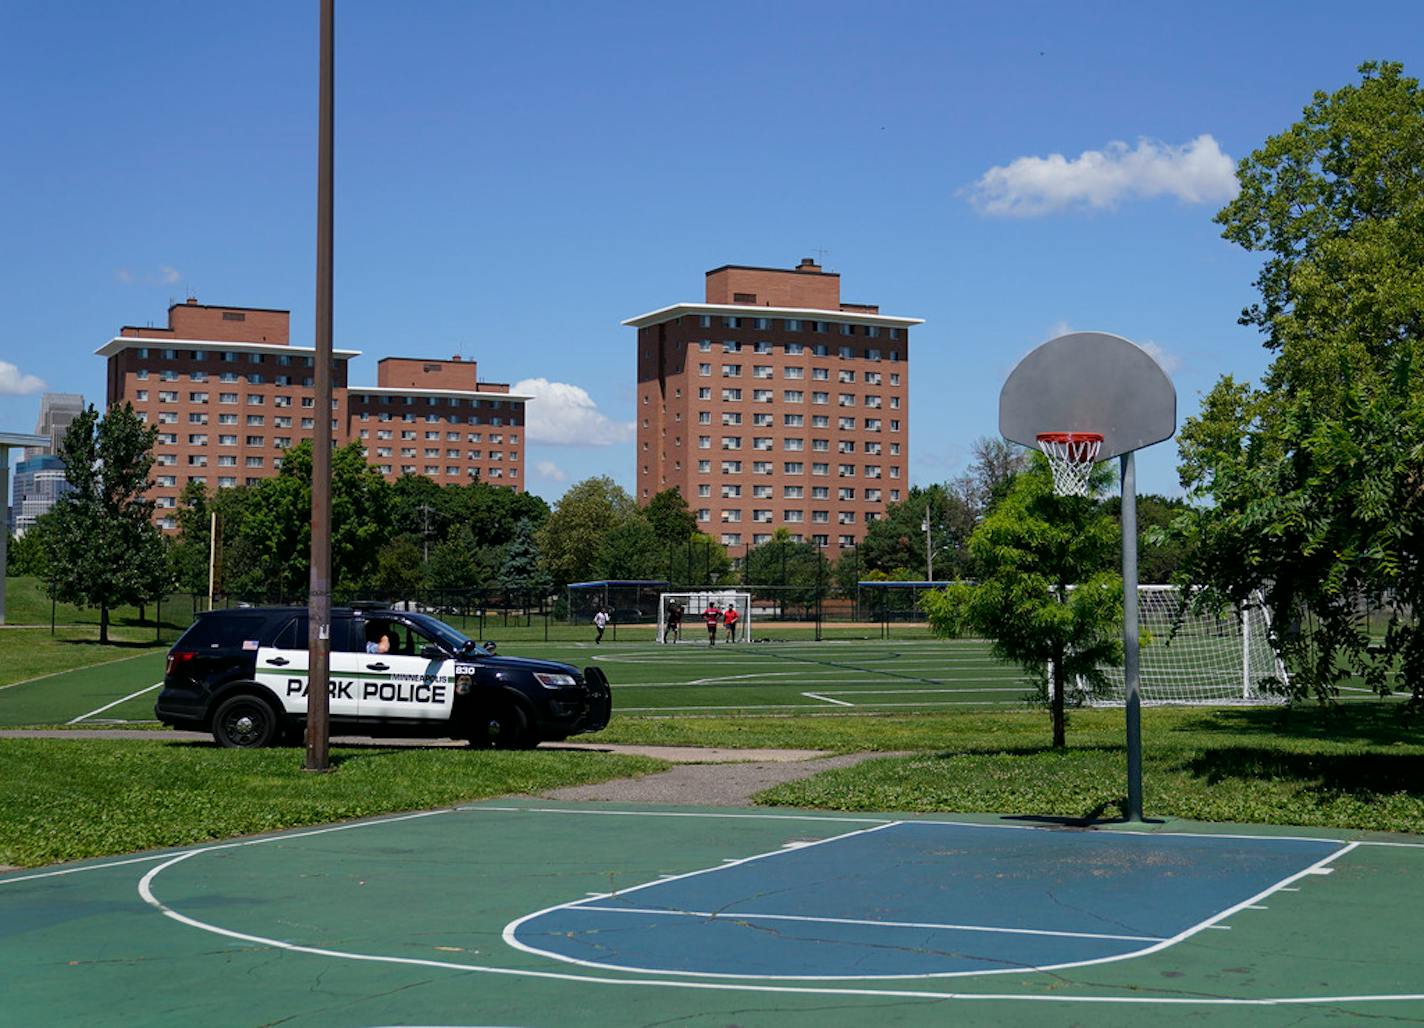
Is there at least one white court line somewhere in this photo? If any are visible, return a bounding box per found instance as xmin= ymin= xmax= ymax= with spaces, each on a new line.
xmin=801 ymin=692 xmax=855 ymax=707
xmin=573 ymin=905 xmax=1165 ymax=943
xmin=612 ymin=676 xmax=1028 ymax=689
xmin=67 ymin=682 xmax=163 ymax=724
xmin=617 ymin=699 xmax=1024 ymax=712
xmin=688 ymin=672 xmax=807 ymax=685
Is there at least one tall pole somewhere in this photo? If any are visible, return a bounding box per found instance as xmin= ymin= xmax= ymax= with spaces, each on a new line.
xmin=207 ymin=510 xmax=217 ymax=611
xmin=922 ymin=511 xmax=933 ymax=582
xmin=305 ymin=0 xmax=334 ymax=772
xmin=1121 ymin=452 xmax=1142 ymax=821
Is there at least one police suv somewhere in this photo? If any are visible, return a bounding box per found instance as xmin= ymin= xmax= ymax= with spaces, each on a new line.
xmin=155 ymin=606 xmax=612 ymax=749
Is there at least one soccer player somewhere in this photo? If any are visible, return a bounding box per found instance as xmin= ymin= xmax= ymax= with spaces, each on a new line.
xmin=703 ymin=601 xmax=721 ymax=646
xmin=723 ymin=602 xmax=739 ymax=643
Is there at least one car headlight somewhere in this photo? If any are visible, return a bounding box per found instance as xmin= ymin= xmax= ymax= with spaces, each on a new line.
xmin=534 ymin=672 xmax=577 ymax=689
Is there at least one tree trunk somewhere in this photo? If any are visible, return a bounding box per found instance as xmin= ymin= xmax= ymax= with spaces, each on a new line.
xmin=138 ymin=603 xmax=146 ymax=624
xmin=100 ymin=604 xmax=110 ymax=646
xmin=1051 ymin=648 xmax=1066 ymax=749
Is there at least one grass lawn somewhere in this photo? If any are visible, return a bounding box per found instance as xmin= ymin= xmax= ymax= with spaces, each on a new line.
xmin=0 ymin=739 xmax=667 ymax=868
xmin=594 ymin=704 xmax=1424 ymax=835
xmin=3 ymin=575 xmax=200 ymax=632
xmin=0 ymin=628 xmax=167 ymax=692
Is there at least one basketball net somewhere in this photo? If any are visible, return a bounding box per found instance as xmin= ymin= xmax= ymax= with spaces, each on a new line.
xmin=1037 ymin=432 xmax=1102 ymax=497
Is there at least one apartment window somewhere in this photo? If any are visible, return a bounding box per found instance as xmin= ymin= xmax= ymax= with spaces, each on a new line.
xmin=722 ymin=340 xmax=741 ymax=353
xmin=157 ymin=412 xmax=178 ymax=425
xmin=889 ymin=466 xmax=902 ymax=479
xmin=890 ymin=442 xmax=901 ymax=456
xmin=161 ymin=348 xmax=177 ymax=360
xmin=754 ymin=318 xmax=771 ymax=330
xmin=784 ymin=413 xmax=804 ymax=427
xmin=723 ymin=317 xmax=741 ymax=329
xmin=698 ymin=411 xmax=712 ymax=424
xmin=784 ymin=366 xmax=804 ymax=380
xmin=838 ymin=441 xmax=855 ymax=454
xmin=753 ymin=509 xmax=773 ymax=523
xmin=812 ymin=511 xmax=830 ymax=524
xmin=865 ymin=465 xmax=882 ymax=479
xmin=840 ymin=535 xmax=856 ymax=547
xmin=698 ymin=460 xmax=711 ymax=472
xmin=754 ymin=339 xmax=773 ymax=353
xmin=218 ymin=434 xmax=237 ymax=445
xmin=890 ymin=420 xmax=901 ymax=432
xmin=754 ymin=412 xmax=774 ymax=427
xmin=750 ymin=460 xmax=771 ymax=475
xmin=246 ymin=456 xmax=264 ymax=468
xmin=188 ymin=412 xmax=208 ymax=425
xmin=721 ymin=412 xmax=742 ymax=425
xmin=753 ymin=484 xmax=773 ymax=499
xmin=158 ymin=390 xmax=179 ymax=403
xmin=753 ymin=436 xmax=774 ymax=451
xmin=784 ymin=509 xmax=804 ymax=523
xmin=890 ymin=373 xmax=900 ymax=386
xmin=838 ymin=511 xmax=856 ymax=524
xmin=721 ymin=461 xmax=742 ymax=473
xmin=721 ymin=436 xmax=742 ymax=450
xmin=784 ymin=485 xmax=804 ymax=499
xmin=135 ymin=390 xmax=150 ymax=401
xmin=698 ymin=484 xmax=711 ymax=497
xmin=698 ymin=387 xmax=712 ymax=400
xmin=813 ymin=344 xmax=829 ymax=357
xmin=753 ymin=365 xmax=773 ymax=379
xmin=189 ymin=391 xmax=209 ymax=404
xmin=136 ymin=370 xmax=150 ymax=380
xmin=866 ymin=488 xmax=883 ymax=502
xmin=812 ymin=462 xmax=829 ymax=475
xmin=698 ymin=339 xmax=713 ymax=352
xmin=753 ymin=389 xmax=773 ymax=402
xmin=697 ymin=508 xmax=711 ymax=522
xmin=866 ymin=396 xmax=883 ymax=409
xmin=785 ymin=342 xmax=804 ymax=355
xmin=721 ymin=509 xmax=742 ymax=523
xmin=219 ymin=392 xmax=239 ymax=404
xmin=722 ymin=388 xmax=742 ymax=401
xmin=838 ymin=370 xmax=855 ymax=383
xmin=812 ymin=321 xmax=828 ymax=333
xmin=187 ymin=433 xmax=208 ymax=446
xmin=866 ymin=441 xmax=882 ymax=455
xmin=812 ymin=485 xmax=830 ymax=499
xmin=812 ymin=414 xmax=829 ymax=428
xmin=698 ymin=363 xmax=712 ymax=376
xmin=784 ymin=438 xmax=804 ymax=451
xmin=838 ymin=393 xmax=855 ymax=407
xmin=246 ymin=435 xmax=263 ymax=446
xmin=890 ymin=396 xmax=900 ymax=409
xmin=156 ymin=475 xmax=176 ymax=488
xmin=187 ymin=454 xmax=207 ymax=467
xmin=783 ymin=390 xmax=803 ymax=403
xmin=218 ymin=455 xmax=237 ymax=468
xmin=812 ymin=439 xmax=829 ymax=452
xmin=699 ymin=315 xmax=713 ymax=327
xmin=838 ymin=487 xmax=855 ymax=501
xmin=721 ymin=484 xmax=742 ymax=498
xmin=784 ymin=461 xmax=804 ymax=474
xmin=720 ymin=533 xmax=742 ymax=546
xmin=812 ymin=367 xmax=829 ymax=381
xmin=812 ymin=392 xmax=829 ymax=404
xmin=784 ymin=319 xmax=801 ymax=331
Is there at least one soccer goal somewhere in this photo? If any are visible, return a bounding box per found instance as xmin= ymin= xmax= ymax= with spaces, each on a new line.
xmin=1075 ymin=585 xmax=1290 ymax=706
xmin=658 ymin=591 xmax=753 ymax=643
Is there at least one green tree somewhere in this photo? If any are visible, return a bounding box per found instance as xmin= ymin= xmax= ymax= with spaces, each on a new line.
xmin=7 ymin=524 xmax=50 ymax=577
xmin=1176 ymin=61 xmax=1424 ymax=704
xmin=499 ymin=517 xmax=551 ymax=599
xmin=857 ymin=484 xmax=977 ymax=580
xmin=643 ymin=488 xmax=697 ymax=549
xmin=742 ymin=529 xmax=824 ymax=607
xmin=536 ymin=476 xmax=638 ymax=587
xmin=427 ymin=524 xmax=498 ymax=593
xmin=168 ymin=480 xmax=213 ymax=596
xmin=45 ymin=404 xmax=171 ymax=643
xmin=373 ymin=534 xmax=426 ymax=600
xmin=598 ymin=514 xmax=664 ymax=581
xmin=1100 ymin=494 xmax=1191 ymax=584
xmin=923 ymin=460 xmax=1120 ymax=748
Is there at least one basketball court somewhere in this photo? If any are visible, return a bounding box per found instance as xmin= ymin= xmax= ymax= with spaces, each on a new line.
xmin=3 ymin=800 xmax=1421 ymax=1025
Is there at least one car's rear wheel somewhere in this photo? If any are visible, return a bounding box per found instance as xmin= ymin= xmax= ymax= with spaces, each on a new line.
xmin=470 ymin=699 xmax=535 ymax=750
xmin=212 ymin=695 xmax=279 ymax=748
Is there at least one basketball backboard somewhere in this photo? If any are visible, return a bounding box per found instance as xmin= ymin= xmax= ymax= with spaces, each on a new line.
xmin=999 ymin=331 xmax=1177 ymax=462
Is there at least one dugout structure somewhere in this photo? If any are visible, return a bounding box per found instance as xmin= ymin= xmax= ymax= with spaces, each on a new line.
xmin=658 ymin=590 xmax=752 ymax=643
xmin=1073 ymin=585 xmax=1290 ymax=706
xmin=565 ymin=580 xmax=670 ymax=626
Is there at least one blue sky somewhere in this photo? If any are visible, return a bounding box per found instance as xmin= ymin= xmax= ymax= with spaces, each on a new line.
xmin=3 ymin=1 xmax=1421 ymax=503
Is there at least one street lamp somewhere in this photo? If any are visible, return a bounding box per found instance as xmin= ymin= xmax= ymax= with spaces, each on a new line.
xmin=922 ymin=511 xmax=933 ymax=582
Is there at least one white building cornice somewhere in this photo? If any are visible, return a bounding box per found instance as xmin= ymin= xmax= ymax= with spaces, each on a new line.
xmin=622 ymin=302 xmax=924 ymax=330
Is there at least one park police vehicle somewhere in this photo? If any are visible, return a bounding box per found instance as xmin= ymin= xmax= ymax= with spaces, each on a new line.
xmin=155 ymin=606 xmax=612 ymax=749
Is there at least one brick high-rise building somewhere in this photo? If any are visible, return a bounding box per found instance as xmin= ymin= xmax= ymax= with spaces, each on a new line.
xmin=624 ymin=260 xmax=921 ymax=555
xmin=97 ymin=300 xmax=529 ymax=529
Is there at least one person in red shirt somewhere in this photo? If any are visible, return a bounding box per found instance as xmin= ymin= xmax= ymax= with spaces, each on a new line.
xmin=722 ymin=602 xmax=740 ymax=643
xmin=703 ymin=602 xmax=721 ymax=646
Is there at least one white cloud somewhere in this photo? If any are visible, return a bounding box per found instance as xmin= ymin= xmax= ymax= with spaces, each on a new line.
xmin=535 ymin=459 xmax=568 ymax=482
xmin=114 ymin=265 xmax=184 ymax=286
xmin=513 ymin=378 xmax=635 ymax=446
xmin=1137 ymin=339 xmax=1182 ymax=374
xmin=0 ymin=361 xmax=46 ymax=395
xmin=966 ymin=134 xmax=1238 ymax=217
xmin=1046 ymin=320 xmax=1073 ymax=340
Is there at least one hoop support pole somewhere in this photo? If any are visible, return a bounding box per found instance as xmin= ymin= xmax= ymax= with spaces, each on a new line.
xmin=1121 ymin=451 xmax=1143 ymax=822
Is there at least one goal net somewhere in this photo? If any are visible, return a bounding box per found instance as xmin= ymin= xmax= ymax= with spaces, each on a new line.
xmin=1075 ymin=585 xmax=1289 ymax=706
xmin=658 ymin=591 xmax=752 ymax=643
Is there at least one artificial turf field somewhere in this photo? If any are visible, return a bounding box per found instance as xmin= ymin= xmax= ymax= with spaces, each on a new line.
xmin=2 ymin=801 xmax=1421 ymax=1026
xmin=0 ymin=638 xmax=1037 ymax=728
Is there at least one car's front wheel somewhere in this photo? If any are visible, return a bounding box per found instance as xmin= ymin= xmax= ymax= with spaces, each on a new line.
xmin=212 ymin=695 xmax=279 ymax=748
xmin=469 ymin=699 xmax=535 ymax=750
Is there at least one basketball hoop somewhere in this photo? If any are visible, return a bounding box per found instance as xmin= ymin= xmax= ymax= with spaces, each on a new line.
xmin=1037 ymin=432 xmax=1103 ymax=497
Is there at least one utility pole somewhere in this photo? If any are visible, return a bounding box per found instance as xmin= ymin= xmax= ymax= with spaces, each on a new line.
xmin=419 ymin=502 xmax=433 ymax=562
xmin=305 ymin=0 xmax=334 ymax=773
xmin=207 ymin=510 xmax=218 ymax=611
xmin=922 ymin=510 xmax=934 ymax=582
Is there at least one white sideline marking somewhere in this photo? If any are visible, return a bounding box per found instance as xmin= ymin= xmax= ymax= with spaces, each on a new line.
xmin=573 ymin=905 xmax=1166 ymax=943
xmin=68 ymin=682 xmax=163 ymax=724
xmin=689 ymin=672 xmax=805 ymax=685
xmin=802 ymin=692 xmax=855 ymax=707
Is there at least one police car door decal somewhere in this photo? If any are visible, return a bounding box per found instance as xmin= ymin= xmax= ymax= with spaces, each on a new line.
xmin=358 ymin=651 xmax=454 ymax=720
xmin=254 ymin=645 xmax=359 ymax=718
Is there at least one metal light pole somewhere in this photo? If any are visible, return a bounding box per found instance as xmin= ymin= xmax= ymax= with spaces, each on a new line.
xmin=304 ymin=0 xmax=335 ymax=773
xmin=1121 ymin=452 xmax=1143 ymax=821
xmin=922 ymin=511 xmax=933 ymax=582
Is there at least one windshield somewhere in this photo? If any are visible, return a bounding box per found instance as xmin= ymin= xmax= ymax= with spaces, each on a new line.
xmin=402 ymin=612 xmax=476 ymax=655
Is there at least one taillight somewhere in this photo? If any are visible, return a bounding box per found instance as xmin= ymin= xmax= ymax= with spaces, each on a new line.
xmin=166 ymin=651 xmax=197 ymax=676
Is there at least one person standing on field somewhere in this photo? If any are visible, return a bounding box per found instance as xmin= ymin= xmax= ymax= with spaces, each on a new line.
xmin=593 ymin=607 xmax=609 ymax=645
xmin=703 ymin=601 xmax=721 ymax=646
xmin=723 ymin=602 xmax=740 ymax=643
xmin=665 ymin=600 xmax=683 ymax=644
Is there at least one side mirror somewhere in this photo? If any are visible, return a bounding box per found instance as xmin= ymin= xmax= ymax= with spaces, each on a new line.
xmin=420 ymin=644 xmax=444 ymax=660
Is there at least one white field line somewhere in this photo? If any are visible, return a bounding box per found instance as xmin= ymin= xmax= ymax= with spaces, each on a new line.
xmin=0 ymin=650 xmax=159 ymax=693
xmin=573 ymin=904 xmax=1164 ymax=943
xmin=613 ymin=677 xmax=1027 ymax=689
xmin=617 ymin=700 xmax=1022 ymax=713
xmin=68 ymin=683 xmax=164 ymax=724
xmin=801 ymin=692 xmax=855 ymax=707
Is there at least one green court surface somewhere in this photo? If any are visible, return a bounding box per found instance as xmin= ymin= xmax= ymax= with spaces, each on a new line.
xmin=2 ymin=802 xmax=1421 ymax=1026
xmin=0 ymin=650 xmax=167 ymax=727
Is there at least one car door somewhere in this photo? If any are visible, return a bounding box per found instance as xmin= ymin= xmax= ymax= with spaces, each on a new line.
xmin=357 ymin=617 xmax=456 ymax=722
xmin=257 ymin=614 xmax=360 ymax=719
